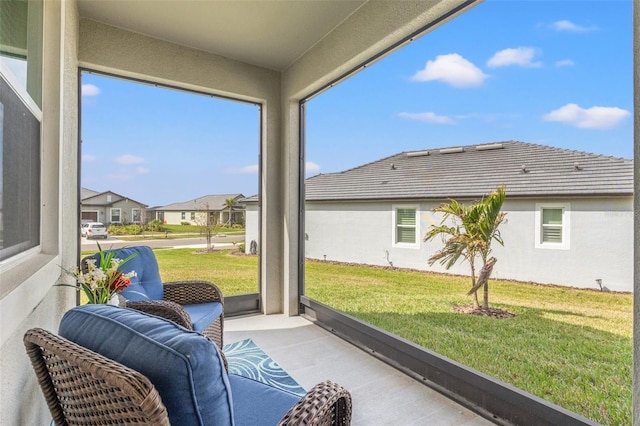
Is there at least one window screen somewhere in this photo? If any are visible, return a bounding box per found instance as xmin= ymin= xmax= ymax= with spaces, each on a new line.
xmin=0 ymin=75 xmax=41 ymax=260
xmin=542 ymin=208 xmax=563 ymax=243
xmin=396 ymin=208 xmax=416 ymax=244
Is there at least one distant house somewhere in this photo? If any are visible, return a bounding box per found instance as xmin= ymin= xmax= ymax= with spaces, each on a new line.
xmin=81 ymin=188 xmax=149 ymax=225
xmin=244 ymin=141 xmax=634 ymax=292
xmin=153 ymin=194 xmax=245 ymax=226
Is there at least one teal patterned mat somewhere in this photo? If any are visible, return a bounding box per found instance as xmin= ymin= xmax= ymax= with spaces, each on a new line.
xmin=223 ymin=338 xmax=307 ymax=397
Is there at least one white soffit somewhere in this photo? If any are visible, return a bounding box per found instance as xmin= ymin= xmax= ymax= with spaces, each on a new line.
xmin=77 ymin=0 xmax=366 ymax=71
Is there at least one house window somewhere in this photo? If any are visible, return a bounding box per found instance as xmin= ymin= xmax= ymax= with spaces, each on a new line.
xmin=181 ymin=211 xmax=186 ymax=220
xmin=535 ymin=203 xmax=570 ymax=250
xmin=542 ymin=208 xmax=563 ymax=243
xmin=0 ymin=0 xmax=43 ymax=107
xmin=0 ymin=1 xmax=43 ymax=261
xmin=0 ymin=77 xmax=41 ymax=260
xmin=393 ymin=206 xmax=419 ymax=247
xmin=110 ymin=208 xmax=121 ymax=223
xmin=131 ymin=208 xmax=141 ymax=223
xmin=190 ymin=212 xmax=196 ymax=221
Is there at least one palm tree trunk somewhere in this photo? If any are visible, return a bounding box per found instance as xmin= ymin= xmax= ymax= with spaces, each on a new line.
xmin=483 ymin=282 xmax=489 ymax=310
xmin=470 ymin=263 xmax=479 ymax=309
xmin=481 ymin=255 xmax=489 ymax=310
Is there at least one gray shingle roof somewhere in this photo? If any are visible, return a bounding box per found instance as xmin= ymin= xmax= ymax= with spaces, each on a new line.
xmin=305 ymin=141 xmax=633 ymax=201
xmin=81 ymin=187 xmax=101 ymax=200
xmin=157 ymin=194 xmax=244 ymax=211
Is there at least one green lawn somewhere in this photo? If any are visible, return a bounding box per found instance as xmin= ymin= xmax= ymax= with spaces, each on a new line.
xmin=154 ymin=248 xmax=258 ymax=295
xmin=91 ymin=247 xmax=631 ymax=425
xmin=305 ymin=260 xmax=631 ymax=426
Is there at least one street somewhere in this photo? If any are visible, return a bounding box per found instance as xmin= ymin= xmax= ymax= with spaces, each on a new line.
xmin=80 ymin=234 xmax=245 ymax=251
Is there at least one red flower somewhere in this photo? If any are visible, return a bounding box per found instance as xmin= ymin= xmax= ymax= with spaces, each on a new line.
xmin=109 ymin=272 xmax=131 ymax=292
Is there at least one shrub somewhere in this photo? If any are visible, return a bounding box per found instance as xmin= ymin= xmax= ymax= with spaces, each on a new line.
xmin=125 ymin=224 xmax=142 ymax=235
xmin=146 ymin=219 xmax=166 ymax=232
xmin=181 ymin=221 xmax=191 ymax=226
xmin=237 ymin=242 xmax=245 ymax=253
xmin=231 ymin=223 xmax=244 ymax=229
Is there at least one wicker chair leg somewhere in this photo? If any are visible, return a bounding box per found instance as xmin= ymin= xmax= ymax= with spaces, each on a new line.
xmin=203 ymin=315 xmax=223 ymax=348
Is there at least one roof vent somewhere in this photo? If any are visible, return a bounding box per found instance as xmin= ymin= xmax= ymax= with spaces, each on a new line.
xmin=439 ymin=147 xmax=465 ymax=154
xmin=475 ymin=143 xmax=504 ymax=151
xmin=521 ymin=164 xmax=528 ymax=173
xmin=574 ymin=162 xmax=582 ymax=171
xmin=407 ymin=150 xmax=430 ymax=157
xmin=391 ymin=163 xmax=396 ymax=170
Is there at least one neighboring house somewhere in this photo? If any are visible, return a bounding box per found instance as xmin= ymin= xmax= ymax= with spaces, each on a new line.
xmin=245 ymin=141 xmax=634 ymax=292
xmin=81 ymin=188 xmax=148 ymax=225
xmin=153 ymin=194 xmax=245 ymax=226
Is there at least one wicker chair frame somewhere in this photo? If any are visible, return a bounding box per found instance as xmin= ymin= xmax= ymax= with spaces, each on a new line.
xmin=81 ymin=256 xmax=224 ymax=348
xmin=24 ymin=328 xmax=170 ymax=425
xmin=25 ymin=328 xmax=352 ymax=425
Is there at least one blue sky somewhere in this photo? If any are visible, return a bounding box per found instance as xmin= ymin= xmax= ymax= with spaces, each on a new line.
xmin=82 ymin=0 xmax=632 ymax=207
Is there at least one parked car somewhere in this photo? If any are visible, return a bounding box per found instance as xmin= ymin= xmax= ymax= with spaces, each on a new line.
xmin=80 ymin=222 xmax=91 ymax=237
xmin=84 ymin=222 xmax=108 ymax=239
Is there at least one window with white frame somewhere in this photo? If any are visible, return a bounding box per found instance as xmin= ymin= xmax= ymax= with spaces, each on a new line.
xmin=110 ymin=208 xmax=122 ymax=223
xmin=131 ymin=208 xmax=141 ymax=223
xmin=0 ymin=0 xmax=43 ymax=261
xmin=393 ymin=206 xmax=419 ymax=247
xmin=181 ymin=211 xmax=186 ymax=220
xmin=535 ymin=203 xmax=570 ymax=249
xmin=191 ymin=212 xmax=196 ymax=221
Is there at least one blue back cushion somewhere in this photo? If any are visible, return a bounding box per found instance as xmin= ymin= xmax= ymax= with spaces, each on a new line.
xmin=90 ymin=246 xmax=163 ymax=301
xmin=59 ymin=304 xmax=234 ymax=426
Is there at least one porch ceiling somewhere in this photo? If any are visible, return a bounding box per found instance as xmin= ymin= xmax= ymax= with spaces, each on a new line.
xmin=76 ymin=0 xmax=366 ymax=71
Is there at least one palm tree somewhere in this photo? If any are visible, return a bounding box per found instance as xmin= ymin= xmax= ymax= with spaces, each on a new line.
xmin=224 ymin=198 xmax=237 ymax=226
xmin=425 ymin=185 xmax=507 ymax=310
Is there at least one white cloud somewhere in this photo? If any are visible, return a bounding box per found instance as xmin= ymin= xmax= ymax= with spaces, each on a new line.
xmin=306 ymin=161 xmax=321 ymax=174
xmin=487 ymin=47 xmax=542 ymax=68
xmin=399 ymin=111 xmax=455 ymax=124
xmin=543 ymin=103 xmax=630 ymax=129
xmin=555 ymin=59 xmax=575 ymax=67
xmin=550 ymin=20 xmax=598 ymax=33
xmin=116 ymin=154 xmax=145 ymax=165
xmin=82 ymin=154 xmax=97 ymax=162
xmin=81 ymin=84 xmax=101 ymax=97
xmin=411 ymin=53 xmax=488 ymax=88
xmin=136 ymin=166 xmax=150 ymax=174
xmin=225 ymin=164 xmax=259 ymax=174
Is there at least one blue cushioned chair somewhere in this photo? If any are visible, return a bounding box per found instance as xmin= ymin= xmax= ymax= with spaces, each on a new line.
xmin=24 ymin=305 xmax=352 ymax=425
xmin=82 ymin=245 xmax=224 ymax=348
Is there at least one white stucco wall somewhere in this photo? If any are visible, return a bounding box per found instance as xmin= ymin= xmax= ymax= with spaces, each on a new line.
xmin=302 ymin=198 xmax=633 ymax=292
xmin=244 ymin=202 xmax=260 ymax=253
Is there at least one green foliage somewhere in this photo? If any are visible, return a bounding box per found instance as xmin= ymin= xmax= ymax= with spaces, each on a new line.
xmin=304 ymin=258 xmax=631 ymax=426
xmin=425 ymin=185 xmax=507 ymax=309
xmin=237 ymin=242 xmax=245 ymax=252
xmin=231 ymin=223 xmax=244 ymax=229
xmin=107 ymin=224 xmax=143 ymax=235
xmin=180 ymin=221 xmax=191 ymax=226
xmin=145 ymin=219 xmax=166 ymax=232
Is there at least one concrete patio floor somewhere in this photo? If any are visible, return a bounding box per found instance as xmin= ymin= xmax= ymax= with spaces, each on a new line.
xmin=224 ymin=314 xmax=495 ymax=425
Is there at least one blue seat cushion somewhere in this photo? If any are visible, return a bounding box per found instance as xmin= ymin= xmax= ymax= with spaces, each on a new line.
xmin=90 ymin=246 xmax=164 ymax=301
xmin=228 ymin=374 xmax=300 ymax=426
xmin=183 ymin=302 xmax=224 ymax=333
xmin=59 ymin=304 xmax=234 ymax=426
